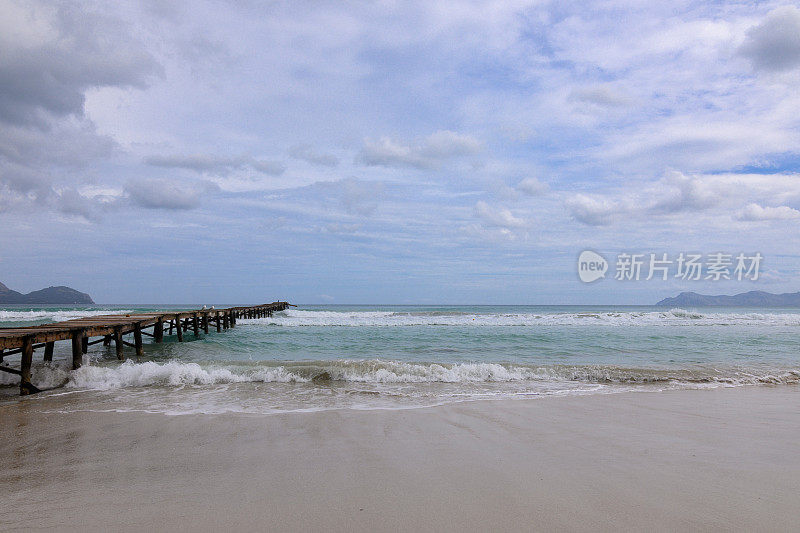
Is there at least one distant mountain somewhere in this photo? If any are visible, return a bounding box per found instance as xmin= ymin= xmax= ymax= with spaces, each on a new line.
xmin=656 ymin=290 xmax=800 ymax=307
xmin=0 ymin=282 xmax=94 ymax=304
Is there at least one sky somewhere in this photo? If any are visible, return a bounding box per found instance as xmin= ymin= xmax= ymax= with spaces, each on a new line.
xmin=2 ymin=0 xmax=800 ymax=304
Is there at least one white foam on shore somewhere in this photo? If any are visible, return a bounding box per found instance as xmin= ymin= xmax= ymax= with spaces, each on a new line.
xmin=15 ymin=359 xmax=797 ymax=392
xmin=4 ymin=360 xmax=794 ymax=417
xmin=62 ymin=361 xmax=309 ymax=389
xmin=241 ymin=308 xmax=800 ymax=327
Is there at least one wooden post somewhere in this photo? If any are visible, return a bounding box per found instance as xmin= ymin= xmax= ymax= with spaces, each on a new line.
xmin=72 ymin=330 xmax=84 ymax=370
xmin=202 ymin=312 xmax=209 ymax=334
xmin=230 ymin=311 xmax=236 ymax=327
xmin=20 ymin=336 xmax=34 ymax=396
xmin=114 ymin=327 xmax=124 ymax=360
xmin=168 ymin=319 xmax=174 ymax=335
xmin=103 ymin=335 xmax=111 ymax=346
xmin=82 ymin=335 xmax=89 ymax=354
xmin=154 ymin=319 xmax=164 ymax=343
xmin=134 ymin=324 xmax=143 ymax=357
xmin=43 ymin=341 xmax=54 ymax=362
xmin=192 ymin=313 xmax=199 ymax=337
xmin=176 ymin=319 xmax=184 ymax=341
xmin=215 ymin=311 xmax=221 ymax=332
xmin=223 ymin=312 xmax=229 ymax=329
xmin=183 ymin=318 xmax=189 ymax=332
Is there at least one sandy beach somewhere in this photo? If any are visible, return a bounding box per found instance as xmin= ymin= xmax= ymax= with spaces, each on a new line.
xmin=1 ymin=386 xmax=799 ymax=532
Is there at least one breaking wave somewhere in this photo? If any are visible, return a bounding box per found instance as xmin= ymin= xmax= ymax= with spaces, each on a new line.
xmin=20 ymin=360 xmax=800 ymax=391
xmin=244 ymin=308 xmax=800 ymax=327
xmin=0 ymin=309 xmax=133 ymax=323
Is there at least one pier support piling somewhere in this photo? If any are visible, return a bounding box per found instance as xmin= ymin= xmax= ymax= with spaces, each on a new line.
xmin=71 ymin=330 xmax=84 ymax=370
xmin=154 ymin=319 xmax=164 ymax=343
xmin=114 ymin=327 xmax=124 ymax=360
xmin=134 ymin=324 xmax=143 ymax=357
xmin=43 ymin=341 xmax=54 ymax=362
xmin=19 ymin=336 xmax=34 ymax=395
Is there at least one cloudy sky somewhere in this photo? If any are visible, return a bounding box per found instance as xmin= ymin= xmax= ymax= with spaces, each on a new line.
xmin=2 ymin=0 xmax=800 ymax=304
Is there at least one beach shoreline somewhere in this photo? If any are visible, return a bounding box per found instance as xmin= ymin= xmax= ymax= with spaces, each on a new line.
xmin=2 ymin=386 xmax=799 ymax=532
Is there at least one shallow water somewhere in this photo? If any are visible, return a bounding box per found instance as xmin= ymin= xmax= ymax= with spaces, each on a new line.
xmin=2 ymin=304 xmax=799 ymax=414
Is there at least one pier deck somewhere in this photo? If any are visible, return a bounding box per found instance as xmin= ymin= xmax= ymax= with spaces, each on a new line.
xmin=0 ymin=302 xmax=291 ymax=395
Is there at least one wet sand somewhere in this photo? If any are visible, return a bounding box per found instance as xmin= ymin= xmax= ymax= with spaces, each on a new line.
xmin=1 ymin=386 xmax=799 ymax=532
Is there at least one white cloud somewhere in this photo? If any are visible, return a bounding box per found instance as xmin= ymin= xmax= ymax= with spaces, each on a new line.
xmin=55 ymin=188 xmax=101 ymax=221
xmin=735 ymin=203 xmax=800 ymax=221
xmin=125 ymin=178 xmax=202 ymax=210
xmin=302 ymin=178 xmax=385 ymax=216
xmin=474 ymin=200 xmax=526 ymax=229
xmin=0 ymin=0 xmax=160 ymax=125
xmin=559 ymin=171 xmax=800 ymax=230
xmin=145 ymin=154 xmax=286 ymax=176
xmin=289 ymin=145 xmax=339 ymax=167
xmin=649 ymin=170 xmax=720 ymax=213
xmin=251 ymin=159 xmax=288 ymax=175
xmin=739 ymin=6 xmax=800 ymax=72
xmin=516 ymin=177 xmax=548 ymax=196
xmin=568 ymin=86 xmax=631 ymax=108
xmin=361 ymin=130 xmax=481 ymax=169
xmin=564 ymin=194 xmax=619 ymax=226
xmin=421 ymin=130 xmax=482 ymax=158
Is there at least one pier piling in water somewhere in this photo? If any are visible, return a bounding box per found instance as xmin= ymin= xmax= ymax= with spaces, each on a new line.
xmin=71 ymin=330 xmax=84 ymax=370
xmin=114 ymin=327 xmax=124 ymax=360
xmin=154 ymin=320 xmax=164 ymax=343
xmin=44 ymin=342 xmax=54 ymax=362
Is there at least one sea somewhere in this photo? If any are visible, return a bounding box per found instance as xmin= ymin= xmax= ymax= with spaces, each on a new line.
xmin=1 ymin=304 xmax=799 ymax=414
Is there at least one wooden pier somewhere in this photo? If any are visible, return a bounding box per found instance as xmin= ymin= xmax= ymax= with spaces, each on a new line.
xmin=0 ymin=302 xmax=291 ymax=395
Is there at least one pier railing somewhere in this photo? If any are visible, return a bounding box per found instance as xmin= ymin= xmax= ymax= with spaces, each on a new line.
xmin=0 ymin=302 xmax=292 ymax=395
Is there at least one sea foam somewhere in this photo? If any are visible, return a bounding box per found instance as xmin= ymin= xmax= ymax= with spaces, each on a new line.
xmin=238 ymin=308 xmax=800 ymax=327
xmin=0 ymin=309 xmax=133 ymax=323
xmin=16 ymin=359 xmax=797 ymax=391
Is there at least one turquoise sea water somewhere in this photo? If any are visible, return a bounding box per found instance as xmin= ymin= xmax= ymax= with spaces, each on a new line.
xmin=2 ymin=304 xmax=799 ymax=414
